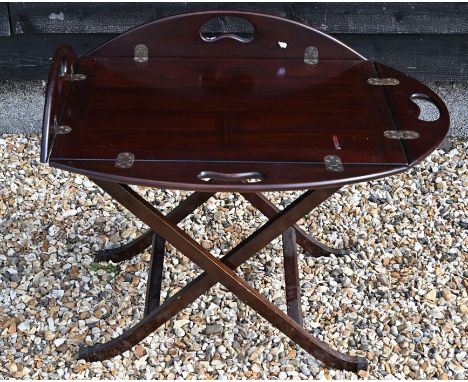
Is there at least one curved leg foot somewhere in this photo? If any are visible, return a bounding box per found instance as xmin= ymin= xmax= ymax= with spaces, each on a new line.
xmin=87 ymin=182 xmax=367 ymax=371
xmin=77 ymin=254 xmax=368 ymax=372
xmin=302 ymin=235 xmax=349 ymax=258
xmin=94 ymin=229 xmax=153 ymax=263
xmin=241 ymin=192 xmax=349 ymax=258
xmin=94 ymin=192 xmax=214 ymax=263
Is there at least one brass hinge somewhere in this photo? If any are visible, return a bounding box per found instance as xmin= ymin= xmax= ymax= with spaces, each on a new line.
xmin=134 ymin=44 xmax=149 ymax=63
xmin=324 ymin=155 xmax=344 ymax=172
xmin=115 ymin=152 xmax=135 ymax=168
xmin=384 ymin=130 xmax=420 ymax=139
xmin=52 ymin=116 xmax=71 ymax=134
xmin=367 ymin=78 xmax=399 ymax=86
xmin=53 ymin=125 xmax=72 ymax=134
xmin=304 ymin=46 xmax=319 ymax=65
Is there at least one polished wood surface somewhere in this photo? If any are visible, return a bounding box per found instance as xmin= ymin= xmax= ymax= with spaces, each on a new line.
xmin=52 ymin=59 xmax=405 ymax=164
xmin=86 ymin=11 xmax=365 ymax=59
xmin=41 ymin=11 xmax=449 ymax=191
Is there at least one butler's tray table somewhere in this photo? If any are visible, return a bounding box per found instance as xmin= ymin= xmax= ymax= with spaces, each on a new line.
xmin=40 ymin=11 xmax=449 ymax=372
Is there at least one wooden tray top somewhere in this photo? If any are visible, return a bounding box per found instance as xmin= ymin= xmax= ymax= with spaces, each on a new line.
xmin=41 ymin=11 xmax=449 ymax=191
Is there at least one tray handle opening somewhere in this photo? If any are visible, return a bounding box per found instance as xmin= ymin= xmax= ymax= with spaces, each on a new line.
xmin=198 ymin=171 xmax=264 ymax=183
xmin=410 ymin=93 xmax=441 ymax=122
xmin=199 ymin=16 xmax=255 ymax=43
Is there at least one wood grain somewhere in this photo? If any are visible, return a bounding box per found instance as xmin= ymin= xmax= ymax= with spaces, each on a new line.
xmin=42 ymin=12 xmax=449 ymax=191
xmin=2 ymin=33 xmax=467 ymax=81
xmin=8 ymin=3 xmax=468 ymax=34
xmin=0 ymin=3 xmax=10 ymax=36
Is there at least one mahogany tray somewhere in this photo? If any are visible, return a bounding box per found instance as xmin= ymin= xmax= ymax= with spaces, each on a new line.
xmin=40 ymin=11 xmax=449 ymax=192
xmin=40 ymin=11 xmax=450 ymax=371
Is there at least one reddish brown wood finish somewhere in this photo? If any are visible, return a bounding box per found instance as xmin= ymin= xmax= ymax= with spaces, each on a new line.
xmin=52 ymin=59 xmax=405 ymax=163
xmin=144 ymin=233 xmax=165 ymax=315
xmin=282 ymin=228 xmax=304 ymax=325
xmin=80 ymin=180 xmax=367 ymax=371
xmin=42 ymin=11 xmax=449 ymax=191
xmin=41 ymin=11 xmax=450 ymax=372
xmin=45 ymin=65 xmax=448 ymax=190
xmin=51 ymin=159 xmax=410 ymax=192
xmin=41 ymin=44 xmax=77 ymax=163
xmin=86 ymin=11 xmax=365 ymax=60
xmin=375 ymin=63 xmax=450 ymax=166
xmin=97 ymin=191 xmax=346 ymax=264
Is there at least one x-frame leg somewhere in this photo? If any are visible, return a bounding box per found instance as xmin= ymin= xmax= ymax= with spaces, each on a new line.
xmin=95 ymin=192 xmax=347 ymax=263
xmin=94 ymin=192 xmax=214 ymax=262
xmin=79 ymin=179 xmax=367 ymax=372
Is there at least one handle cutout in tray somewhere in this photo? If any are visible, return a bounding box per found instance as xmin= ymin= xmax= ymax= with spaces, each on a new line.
xmin=200 ymin=16 xmax=255 ymax=43
xmin=198 ymin=171 xmax=263 ymax=183
xmin=411 ymin=94 xmax=440 ymax=122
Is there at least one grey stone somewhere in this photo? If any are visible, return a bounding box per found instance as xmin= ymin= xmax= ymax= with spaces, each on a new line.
xmin=300 ymin=365 xmax=311 ymax=376
xmin=204 ymin=324 xmax=223 ymax=335
xmin=396 ymin=335 xmax=406 ymax=344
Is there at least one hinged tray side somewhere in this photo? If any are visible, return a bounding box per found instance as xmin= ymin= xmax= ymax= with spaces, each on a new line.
xmin=374 ymin=63 xmax=450 ymax=166
xmin=86 ymin=11 xmax=366 ymax=61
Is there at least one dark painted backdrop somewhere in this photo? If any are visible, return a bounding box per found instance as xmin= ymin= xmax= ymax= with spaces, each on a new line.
xmin=0 ymin=2 xmax=467 ymax=80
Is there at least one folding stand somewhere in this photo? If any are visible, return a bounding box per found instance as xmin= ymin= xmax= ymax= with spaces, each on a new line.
xmin=40 ymin=10 xmax=449 ymax=373
xmin=79 ymin=180 xmax=367 ymax=372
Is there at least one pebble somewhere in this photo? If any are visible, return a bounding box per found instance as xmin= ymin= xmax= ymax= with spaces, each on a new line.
xmin=300 ymin=365 xmax=311 ymax=376
xmin=441 ymin=288 xmax=453 ymax=301
xmin=205 ymin=324 xmax=224 ymax=335
xmin=358 ymin=370 xmax=369 ymax=378
xmin=395 ymin=335 xmax=406 ymax=344
xmin=54 ymin=338 xmax=66 ymax=347
xmin=174 ymin=328 xmax=185 ymax=337
xmin=0 ymin=135 xmax=466 ymax=379
xmin=17 ymin=321 xmax=30 ymax=333
xmin=426 ymin=289 xmax=437 ymax=302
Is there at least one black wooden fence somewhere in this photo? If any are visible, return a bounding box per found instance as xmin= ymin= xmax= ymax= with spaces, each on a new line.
xmin=1 ymin=2 xmax=467 ymax=80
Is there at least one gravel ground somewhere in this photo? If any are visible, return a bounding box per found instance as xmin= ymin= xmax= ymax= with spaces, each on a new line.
xmin=0 ymin=134 xmax=467 ymax=379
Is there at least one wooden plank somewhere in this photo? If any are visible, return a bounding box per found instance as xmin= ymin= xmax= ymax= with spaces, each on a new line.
xmin=294 ymin=3 xmax=468 ymax=34
xmin=0 ymin=34 xmax=112 ymax=79
xmin=0 ymin=33 xmax=467 ymax=81
xmin=8 ymin=3 xmax=294 ymax=34
xmin=9 ymin=3 xmax=468 ymax=35
xmin=338 ymin=33 xmax=468 ymax=81
xmin=0 ymin=3 xmax=10 ymax=36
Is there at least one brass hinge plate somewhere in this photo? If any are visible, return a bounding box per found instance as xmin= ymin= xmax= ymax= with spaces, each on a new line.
xmin=53 ymin=125 xmax=72 ymax=134
xmin=384 ymin=130 xmax=420 ymax=139
xmin=134 ymin=44 xmax=149 ymax=63
xmin=304 ymin=46 xmax=319 ymax=65
xmin=60 ymin=73 xmax=87 ymax=81
xmin=115 ymin=152 xmax=135 ymax=168
xmin=324 ymin=155 xmax=344 ymax=172
xmin=367 ymin=78 xmax=399 ymax=86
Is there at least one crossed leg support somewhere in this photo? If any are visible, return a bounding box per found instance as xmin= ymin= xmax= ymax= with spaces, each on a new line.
xmin=80 ymin=180 xmax=367 ymax=372
xmin=95 ymin=192 xmax=347 ymax=264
